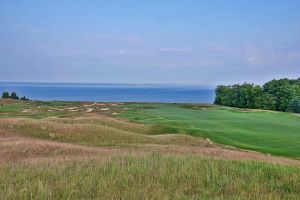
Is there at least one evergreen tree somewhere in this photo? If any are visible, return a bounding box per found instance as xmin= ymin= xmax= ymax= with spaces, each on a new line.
xmin=2 ymin=92 xmax=10 ymax=98
xmin=10 ymin=91 xmax=19 ymax=100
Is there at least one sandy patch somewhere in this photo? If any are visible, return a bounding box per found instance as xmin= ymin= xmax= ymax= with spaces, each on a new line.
xmin=21 ymin=109 xmax=32 ymax=113
xmin=292 ymin=113 xmax=300 ymax=117
xmin=86 ymin=108 xmax=94 ymax=113
xmin=68 ymin=107 xmax=78 ymax=110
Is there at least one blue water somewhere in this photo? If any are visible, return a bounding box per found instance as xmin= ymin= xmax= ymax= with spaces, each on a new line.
xmin=0 ymin=82 xmax=215 ymax=103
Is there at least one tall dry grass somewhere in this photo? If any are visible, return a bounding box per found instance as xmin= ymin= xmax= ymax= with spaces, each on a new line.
xmin=1 ymin=154 xmax=299 ymax=200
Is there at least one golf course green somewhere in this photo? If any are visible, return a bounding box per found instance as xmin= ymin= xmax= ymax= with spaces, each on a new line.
xmin=119 ymin=103 xmax=300 ymax=158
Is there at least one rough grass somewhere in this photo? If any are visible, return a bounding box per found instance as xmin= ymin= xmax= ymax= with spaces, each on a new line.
xmin=1 ymin=100 xmax=300 ymax=157
xmin=0 ymin=118 xmax=209 ymax=147
xmin=1 ymin=154 xmax=300 ymax=200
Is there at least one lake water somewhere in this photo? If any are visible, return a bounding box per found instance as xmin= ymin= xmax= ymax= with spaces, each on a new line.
xmin=0 ymin=82 xmax=215 ymax=103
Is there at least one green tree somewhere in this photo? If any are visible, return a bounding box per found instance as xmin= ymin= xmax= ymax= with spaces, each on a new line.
xmin=214 ymin=85 xmax=231 ymax=106
xmin=236 ymin=83 xmax=262 ymax=109
xmin=215 ymin=77 xmax=300 ymax=112
xmin=2 ymin=92 xmax=10 ymax=98
xmin=256 ymin=93 xmax=276 ymax=110
xmin=286 ymin=96 xmax=300 ymax=113
xmin=263 ymin=79 xmax=300 ymax=111
xmin=10 ymin=91 xmax=19 ymax=100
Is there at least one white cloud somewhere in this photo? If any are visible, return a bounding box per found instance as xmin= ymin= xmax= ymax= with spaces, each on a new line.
xmin=205 ymin=43 xmax=229 ymax=51
xmin=83 ymin=33 xmax=145 ymax=44
xmin=30 ymin=28 xmax=46 ymax=33
xmin=158 ymin=48 xmax=192 ymax=53
xmin=247 ymin=56 xmax=258 ymax=64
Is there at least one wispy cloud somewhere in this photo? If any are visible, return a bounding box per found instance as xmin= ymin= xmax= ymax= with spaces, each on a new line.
xmin=205 ymin=43 xmax=229 ymax=51
xmin=83 ymin=33 xmax=145 ymax=44
xmin=30 ymin=28 xmax=46 ymax=33
xmin=158 ymin=48 xmax=192 ymax=53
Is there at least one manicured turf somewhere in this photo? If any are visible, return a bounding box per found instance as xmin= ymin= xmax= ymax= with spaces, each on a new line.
xmin=119 ymin=103 xmax=300 ymax=158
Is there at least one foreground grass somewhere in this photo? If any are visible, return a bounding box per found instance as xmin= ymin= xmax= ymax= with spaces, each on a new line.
xmin=1 ymin=154 xmax=299 ymax=200
xmin=119 ymin=103 xmax=300 ymax=158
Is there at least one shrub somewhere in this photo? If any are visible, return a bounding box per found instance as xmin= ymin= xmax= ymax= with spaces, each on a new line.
xmin=20 ymin=96 xmax=29 ymax=101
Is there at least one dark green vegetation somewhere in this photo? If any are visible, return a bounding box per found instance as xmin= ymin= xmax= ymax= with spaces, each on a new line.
xmin=2 ymin=91 xmax=29 ymax=101
xmin=1 ymin=155 xmax=299 ymax=200
xmin=119 ymin=103 xmax=300 ymax=158
xmin=287 ymin=96 xmax=300 ymax=113
xmin=215 ymin=77 xmax=300 ymax=113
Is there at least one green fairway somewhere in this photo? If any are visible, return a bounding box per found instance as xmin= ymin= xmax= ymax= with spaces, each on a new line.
xmin=119 ymin=103 xmax=300 ymax=158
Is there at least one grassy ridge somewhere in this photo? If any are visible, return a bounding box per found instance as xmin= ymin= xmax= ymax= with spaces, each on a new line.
xmin=1 ymin=154 xmax=299 ymax=200
xmin=1 ymin=100 xmax=300 ymax=157
xmin=0 ymin=118 xmax=208 ymax=147
xmin=119 ymin=103 xmax=300 ymax=158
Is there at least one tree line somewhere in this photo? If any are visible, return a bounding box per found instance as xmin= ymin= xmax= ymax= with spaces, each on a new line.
xmin=2 ymin=91 xmax=29 ymax=101
xmin=214 ymin=78 xmax=300 ymax=113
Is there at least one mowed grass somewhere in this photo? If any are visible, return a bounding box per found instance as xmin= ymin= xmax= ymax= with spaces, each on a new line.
xmin=119 ymin=103 xmax=300 ymax=158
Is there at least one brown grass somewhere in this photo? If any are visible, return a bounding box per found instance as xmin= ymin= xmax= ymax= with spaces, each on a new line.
xmin=1 ymin=129 xmax=300 ymax=166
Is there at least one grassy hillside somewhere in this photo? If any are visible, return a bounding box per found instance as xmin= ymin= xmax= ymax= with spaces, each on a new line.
xmin=1 ymin=154 xmax=300 ymax=200
xmin=119 ymin=103 xmax=300 ymax=158
xmin=0 ymin=99 xmax=300 ymax=199
xmin=1 ymin=100 xmax=300 ymax=157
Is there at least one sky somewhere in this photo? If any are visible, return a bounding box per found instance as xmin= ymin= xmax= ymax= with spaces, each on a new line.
xmin=0 ymin=0 xmax=300 ymax=86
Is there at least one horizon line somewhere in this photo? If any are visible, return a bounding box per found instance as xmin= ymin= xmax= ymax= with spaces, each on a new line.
xmin=0 ymin=81 xmax=216 ymax=88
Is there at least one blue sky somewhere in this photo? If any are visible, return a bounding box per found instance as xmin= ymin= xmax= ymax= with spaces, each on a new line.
xmin=0 ymin=0 xmax=300 ymax=86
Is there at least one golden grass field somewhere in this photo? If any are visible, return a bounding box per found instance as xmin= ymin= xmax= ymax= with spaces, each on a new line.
xmin=0 ymin=99 xmax=300 ymax=199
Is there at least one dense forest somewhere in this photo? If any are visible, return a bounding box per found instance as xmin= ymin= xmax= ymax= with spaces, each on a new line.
xmin=215 ymin=78 xmax=300 ymax=113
